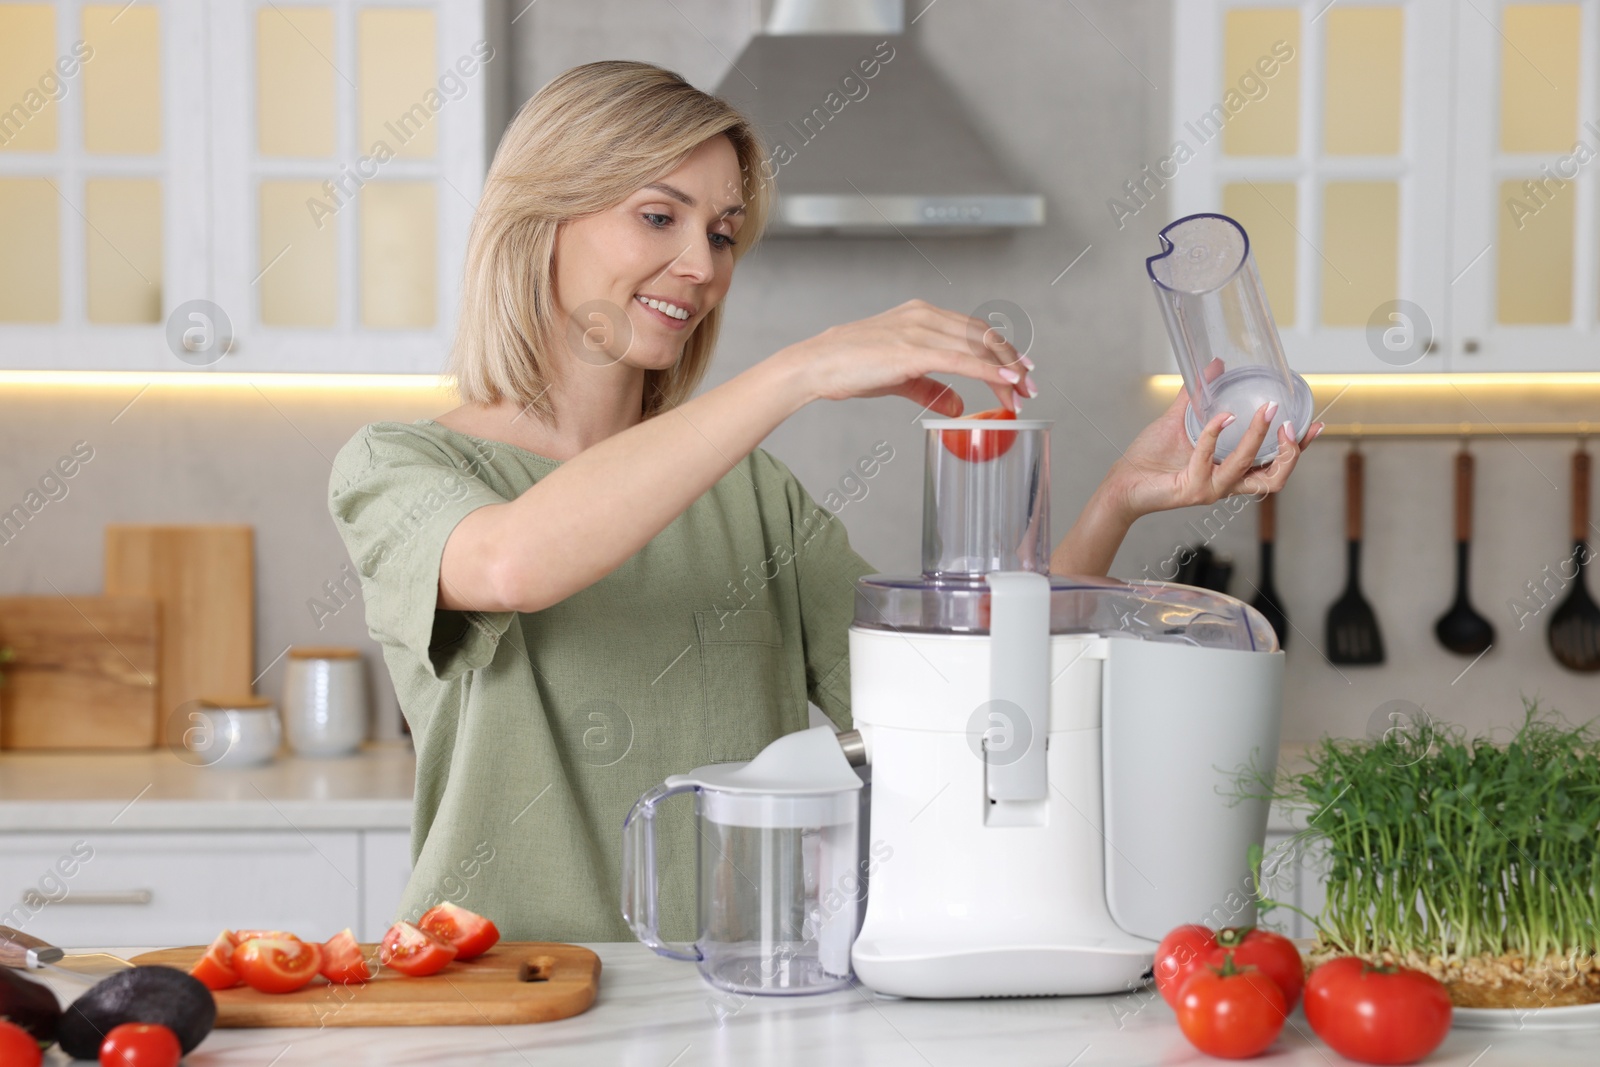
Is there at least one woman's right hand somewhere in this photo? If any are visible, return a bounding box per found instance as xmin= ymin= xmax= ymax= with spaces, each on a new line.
xmin=778 ymin=299 xmax=1034 ymax=416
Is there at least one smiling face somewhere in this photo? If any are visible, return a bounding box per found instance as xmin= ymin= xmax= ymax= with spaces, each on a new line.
xmin=550 ymin=134 xmax=746 ymax=372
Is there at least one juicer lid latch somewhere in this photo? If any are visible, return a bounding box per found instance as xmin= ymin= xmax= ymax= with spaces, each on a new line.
xmin=981 ymin=571 xmax=1051 ymax=801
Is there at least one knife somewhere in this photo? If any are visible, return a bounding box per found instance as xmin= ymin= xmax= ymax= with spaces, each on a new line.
xmin=0 ymin=925 xmax=134 ymax=982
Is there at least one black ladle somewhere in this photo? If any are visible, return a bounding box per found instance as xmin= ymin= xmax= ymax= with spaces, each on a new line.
xmin=1549 ymin=449 xmax=1600 ymax=672
xmin=1326 ymin=449 xmax=1385 ymax=665
xmin=1250 ymin=493 xmax=1289 ymax=649
xmin=1435 ymin=451 xmax=1495 ymax=656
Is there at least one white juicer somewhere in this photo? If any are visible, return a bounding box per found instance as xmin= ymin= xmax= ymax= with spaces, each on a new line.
xmin=845 ymin=416 xmax=1285 ymax=997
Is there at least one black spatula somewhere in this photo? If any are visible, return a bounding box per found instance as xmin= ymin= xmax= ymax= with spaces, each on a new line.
xmin=1250 ymin=493 xmax=1290 ymax=649
xmin=1326 ymin=450 xmax=1385 ymax=664
xmin=1549 ymin=449 xmax=1600 ymax=672
xmin=1434 ymin=451 xmax=1495 ymax=656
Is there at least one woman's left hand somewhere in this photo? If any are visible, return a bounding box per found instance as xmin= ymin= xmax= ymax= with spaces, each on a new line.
xmin=1102 ymin=384 xmax=1323 ymax=523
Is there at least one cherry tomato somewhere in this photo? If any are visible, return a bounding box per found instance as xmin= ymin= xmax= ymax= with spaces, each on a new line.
xmin=1154 ymin=924 xmax=1304 ymax=1009
xmin=0 ymin=1020 xmax=41 ymax=1067
xmin=189 ymin=928 xmax=241 ymax=991
xmin=1304 ymin=957 xmax=1452 ymax=1065
xmin=1175 ymin=953 xmax=1288 ymax=1060
xmin=99 ymin=1023 xmax=180 ymax=1067
xmin=232 ymin=937 xmax=323 ymax=994
xmin=319 ymin=927 xmax=373 ymax=985
xmin=379 ymin=920 xmax=457 ymax=977
xmin=418 ymin=902 xmax=501 ymax=961
xmin=939 ymin=407 xmax=1017 ymax=463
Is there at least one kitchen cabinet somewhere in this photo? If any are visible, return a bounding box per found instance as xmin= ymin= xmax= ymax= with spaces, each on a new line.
xmin=0 ymin=0 xmax=488 ymax=374
xmin=1168 ymin=0 xmax=1600 ymax=374
xmin=0 ymin=746 xmax=417 ymax=946
xmin=0 ymin=828 xmax=410 ymax=946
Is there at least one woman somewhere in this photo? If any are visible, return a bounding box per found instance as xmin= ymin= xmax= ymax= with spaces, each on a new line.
xmin=329 ymin=61 xmax=1320 ymax=943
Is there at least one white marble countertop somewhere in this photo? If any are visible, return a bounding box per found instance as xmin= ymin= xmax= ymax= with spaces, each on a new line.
xmin=29 ymin=942 xmax=1596 ymax=1067
xmin=0 ymin=742 xmax=415 ymax=831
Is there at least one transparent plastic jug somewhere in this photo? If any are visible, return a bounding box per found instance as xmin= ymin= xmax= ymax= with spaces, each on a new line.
xmin=1147 ymin=213 xmax=1312 ymax=466
xmin=620 ymin=727 xmax=863 ymax=995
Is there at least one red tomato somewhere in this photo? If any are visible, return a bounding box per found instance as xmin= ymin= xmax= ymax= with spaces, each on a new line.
xmin=1304 ymin=957 xmax=1453 ymax=1065
xmin=1175 ymin=954 xmax=1288 ymax=1060
xmin=232 ymin=937 xmax=323 ymax=994
xmin=1154 ymin=924 xmax=1218 ymax=1008
xmin=380 ymin=920 xmax=458 ymax=977
xmin=939 ymin=407 xmax=1017 ymax=463
xmin=99 ymin=1023 xmax=180 ymax=1067
xmin=320 ymin=927 xmax=372 ymax=984
xmin=189 ymin=928 xmax=241 ymax=991
xmin=0 ymin=1020 xmax=41 ymax=1067
xmin=1154 ymin=925 xmax=1304 ymax=1010
xmin=419 ymin=902 xmax=501 ymax=961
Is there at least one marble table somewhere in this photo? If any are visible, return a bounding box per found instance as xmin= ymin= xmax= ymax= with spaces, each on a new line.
xmin=32 ymin=942 xmax=1596 ymax=1066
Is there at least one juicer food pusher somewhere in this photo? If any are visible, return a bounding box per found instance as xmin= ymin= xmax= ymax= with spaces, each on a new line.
xmin=845 ymin=416 xmax=1286 ymax=997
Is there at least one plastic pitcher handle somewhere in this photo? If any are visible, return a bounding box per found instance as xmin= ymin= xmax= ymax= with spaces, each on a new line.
xmin=619 ymin=781 xmax=701 ymax=962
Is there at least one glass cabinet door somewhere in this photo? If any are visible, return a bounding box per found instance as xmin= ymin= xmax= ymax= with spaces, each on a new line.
xmin=209 ymin=1 xmax=486 ymax=373
xmin=0 ymin=0 xmax=208 ymax=370
xmin=1450 ymin=0 xmax=1600 ymax=372
xmin=1168 ymin=0 xmax=1455 ymax=375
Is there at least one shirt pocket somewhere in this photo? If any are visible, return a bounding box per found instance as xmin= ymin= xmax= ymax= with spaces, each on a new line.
xmin=695 ymin=608 xmax=797 ymax=763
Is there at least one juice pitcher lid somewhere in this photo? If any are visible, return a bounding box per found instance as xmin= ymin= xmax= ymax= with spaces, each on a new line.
xmin=667 ymin=725 xmax=863 ymax=796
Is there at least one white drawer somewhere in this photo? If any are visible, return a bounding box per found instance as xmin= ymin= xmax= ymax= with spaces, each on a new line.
xmin=0 ymin=831 xmax=360 ymax=948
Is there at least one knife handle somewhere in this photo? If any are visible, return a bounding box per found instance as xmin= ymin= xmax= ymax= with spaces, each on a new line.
xmin=0 ymin=925 xmax=62 ymax=968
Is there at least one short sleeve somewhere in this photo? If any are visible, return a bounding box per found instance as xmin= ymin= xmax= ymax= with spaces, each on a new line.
xmin=753 ymin=449 xmax=880 ymax=731
xmin=328 ymin=424 xmax=517 ymax=683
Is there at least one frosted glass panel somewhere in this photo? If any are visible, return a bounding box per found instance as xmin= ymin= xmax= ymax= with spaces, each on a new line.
xmin=1321 ymin=182 xmax=1399 ymax=327
xmin=1222 ymin=181 xmax=1298 ymax=327
xmin=1497 ymin=177 xmax=1572 ymax=324
xmin=1324 ymin=7 xmax=1403 ymax=156
xmin=83 ymin=4 xmax=161 ymax=154
xmin=0 ymin=179 xmax=59 ymax=321
xmin=1222 ymin=8 xmax=1299 ymax=157
xmin=259 ymin=181 xmax=337 ymax=327
xmin=1499 ymin=4 xmax=1579 ymax=154
xmin=359 ymin=9 xmax=437 ymax=160
xmin=361 ymin=183 xmax=435 ymax=328
xmin=258 ymin=7 xmax=336 ymax=158
xmin=86 ymin=178 xmax=162 ymax=323
xmin=0 ymin=4 xmax=59 ymax=152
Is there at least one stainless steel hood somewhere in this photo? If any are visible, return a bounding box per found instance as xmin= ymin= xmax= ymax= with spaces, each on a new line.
xmin=712 ymin=2 xmax=1045 ymax=236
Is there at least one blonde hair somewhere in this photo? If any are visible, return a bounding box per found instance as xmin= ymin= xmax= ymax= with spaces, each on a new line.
xmin=448 ymin=61 xmax=772 ymax=422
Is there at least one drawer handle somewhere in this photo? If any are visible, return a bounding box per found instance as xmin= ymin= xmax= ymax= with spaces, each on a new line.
xmin=22 ymin=889 xmax=153 ymax=908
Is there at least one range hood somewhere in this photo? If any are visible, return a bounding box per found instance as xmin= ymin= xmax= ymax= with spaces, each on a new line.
xmin=712 ymin=0 xmax=1045 ymax=236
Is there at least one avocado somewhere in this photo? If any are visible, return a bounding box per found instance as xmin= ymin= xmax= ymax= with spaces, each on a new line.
xmin=0 ymin=966 xmax=61 ymax=1045
xmin=57 ymin=966 xmax=215 ymax=1060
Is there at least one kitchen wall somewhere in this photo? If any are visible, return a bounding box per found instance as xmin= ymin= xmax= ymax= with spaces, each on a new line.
xmin=2 ymin=0 xmax=1595 ymax=749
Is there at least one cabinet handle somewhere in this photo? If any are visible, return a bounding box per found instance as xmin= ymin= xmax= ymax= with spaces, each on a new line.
xmin=22 ymin=889 xmax=153 ymax=908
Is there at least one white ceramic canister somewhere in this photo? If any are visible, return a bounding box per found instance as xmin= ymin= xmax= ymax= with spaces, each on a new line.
xmin=282 ymin=646 xmax=367 ymax=757
xmin=189 ymin=695 xmax=282 ymax=767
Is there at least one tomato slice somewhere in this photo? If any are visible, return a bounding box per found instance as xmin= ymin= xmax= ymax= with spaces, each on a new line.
xmin=319 ymin=928 xmax=372 ymax=985
xmin=939 ymin=407 xmax=1018 ymax=463
xmin=418 ymin=902 xmax=501 ymax=961
xmin=233 ymin=929 xmax=301 ymax=943
xmin=188 ymin=929 xmax=241 ymax=991
xmin=232 ymin=937 xmax=323 ymax=994
xmin=379 ymin=920 xmax=457 ymax=977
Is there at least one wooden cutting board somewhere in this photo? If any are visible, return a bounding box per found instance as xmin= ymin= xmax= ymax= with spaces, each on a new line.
xmin=128 ymin=943 xmax=600 ymax=1026
xmin=0 ymin=596 xmax=159 ymax=749
xmin=104 ymin=525 xmax=254 ymax=746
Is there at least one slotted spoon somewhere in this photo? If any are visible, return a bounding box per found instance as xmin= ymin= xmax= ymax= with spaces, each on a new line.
xmin=1326 ymin=449 xmax=1385 ymax=665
